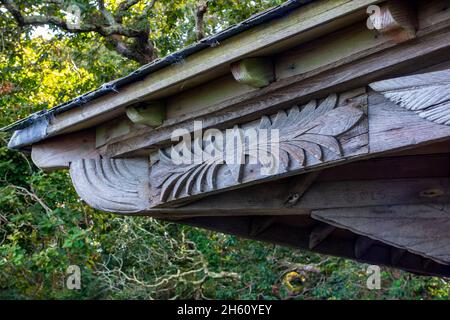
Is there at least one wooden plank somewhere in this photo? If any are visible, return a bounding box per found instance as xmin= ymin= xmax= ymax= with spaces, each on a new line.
xmin=318 ymin=153 xmax=450 ymax=182
xmin=369 ymin=68 xmax=450 ymax=125
xmin=95 ymin=116 xmax=134 ymax=148
xmin=276 ymin=21 xmax=389 ymax=80
xmin=177 ymin=176 xmax=450 ymax=214
xmin=103 ymin=27 xmax=450 ymax=158
xmin=31 ymin=130 xmax=99 ymax=171
xmin=230 ymin=57 xmax=275 ymax=88
xmin=368 ymin=91 xmax=450 ymax=152
xmin=46 ymin=0 xmax=378 ymax=136
xmin=166 ymin=74 xmax=258 ymax=120
xmin=174 ymin=215 xmax=450 ymax=276
xmin=48 ymin=0 xmax=446 ymax=143
xmin=312 ymin=203 xmax=450 ymax=265
xmin=125 ymin=101 xmax=165 ymax=127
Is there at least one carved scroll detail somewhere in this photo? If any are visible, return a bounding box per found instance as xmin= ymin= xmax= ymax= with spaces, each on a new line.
xmin=150 ymin=93 xmax=366 ymax=206
xmin=370 ymin=69 xmax=450 ymax=125
xmin=70 ymin=157 xmax=149 ymax=214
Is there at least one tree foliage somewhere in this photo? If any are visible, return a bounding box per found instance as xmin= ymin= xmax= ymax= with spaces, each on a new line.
xmin=0 ymin=0 xmax=449 ymax=300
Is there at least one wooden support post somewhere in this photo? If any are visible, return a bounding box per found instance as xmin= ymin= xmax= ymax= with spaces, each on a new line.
xmin=126 ymin=101 xmax=165 ymax=127
xmin=230 ymin=57 xmax=274 ymax=88
xmin=368 ymin=0 xmax=417 ymax=43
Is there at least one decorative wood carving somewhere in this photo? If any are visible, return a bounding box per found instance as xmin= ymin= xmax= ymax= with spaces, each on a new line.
xmin=70 ymin=157 xmax=149 ymax=214
xmin=149 ymin=91 xmax=367 ymax=207
xmin=370 ymin=69 xmax=450 ymax=125
xmin=312 ymin=204 xmax=450 ymax=265
xmin=368 ymin=0 xmax=417 ymax=43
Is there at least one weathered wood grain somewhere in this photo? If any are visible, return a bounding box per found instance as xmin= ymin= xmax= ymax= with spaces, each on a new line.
xmin=103 ymin=27 xmax=450 ymax=158
xmin=46 ymin=0 xmax=377 ymax=137
xmin=176 ymin=176 xmax=450 ymax=214
xmin=31 ymin=130 xmax=100 ymax=171
xmin=368 ymin=91 xmax=450 ymax=153
xmin=370 ymin=69 xmax=450 ymax=125
xmin=70 ymin=157 xmax=150 ymax=214
xmin=149 ymin=90 xmax=368 ymax=207
xmin=312 ymin=203 xmax=450 ymax=265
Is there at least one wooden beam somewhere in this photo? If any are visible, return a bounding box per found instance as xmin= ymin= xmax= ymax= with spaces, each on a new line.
xmin=46 ymin=0 xmax=378 ymax=137
xmin=175 ymin=214 xmax=450 ymax=277
xmin=368 ymin=0 xmax=417 ymax=43
xmin=125 ymin=101 xmax=165 ymax=127
xmin=312 ymin=204 xmax=450 ymax=265
xmin=230 ymin=58 xmax=274 ymax=88
xmin=31 ymin=130 xmax=99 ymax=171
xmin=148 ymin=89 xmax=368 ymax=207
xmin=143 ymin=79 xmax=450 ymax=208
xmin=103 ymin=27 xmax=450 ymax=158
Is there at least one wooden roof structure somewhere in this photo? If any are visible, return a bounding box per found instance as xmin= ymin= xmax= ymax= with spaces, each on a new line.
xmin=3 ymin=0 xmax=450 ymax=277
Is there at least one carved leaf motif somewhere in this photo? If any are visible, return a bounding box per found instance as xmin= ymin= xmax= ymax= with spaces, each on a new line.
xmin=254 ymin=95 xmax=364 ymax=170
xmin=151 ymin=94 xmax=364 ymax=202
xmin=370 ymin=69 xmax=450 ymax=125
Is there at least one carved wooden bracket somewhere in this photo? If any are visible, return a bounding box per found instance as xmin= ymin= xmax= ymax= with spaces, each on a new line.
xmin=368 ymin=0 xmax=417 ymax=44
xmin=370 ymin=68 xmax=450 ymax=125
xmin=70 ymin=157 xmax=149 ymax=214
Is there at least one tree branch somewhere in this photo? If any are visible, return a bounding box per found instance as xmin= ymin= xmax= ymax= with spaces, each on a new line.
xmin=1 ymin=0 xmax=143 ymax=37
xmin=195 ymin=3 xmax=208 ymax=41
xmin=0 ymin=0 xmax=157 ymax=65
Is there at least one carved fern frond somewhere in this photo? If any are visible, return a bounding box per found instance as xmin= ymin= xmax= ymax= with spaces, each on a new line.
xmin=253 ymin=94 xmax=364 ymax=171
xmin=152 ymin=149 xmax=224 ymax=202
xmin=151 ymin=94 xmax=364 ymax=202
xmin=370 ymin=69 xmax=450 ymax=125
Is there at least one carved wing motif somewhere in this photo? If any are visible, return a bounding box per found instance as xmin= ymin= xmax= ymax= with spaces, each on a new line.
xmin=370 ymin=69 xmax=450 ymax=125
xmin=70 ymin=157 xmax=149 ymax=213
xmin=151 ymin=94 xmax=364 ymax=203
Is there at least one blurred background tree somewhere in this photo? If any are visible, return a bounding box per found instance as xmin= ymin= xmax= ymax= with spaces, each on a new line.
xmin=0 ymin=0 xmax=449 ymax=299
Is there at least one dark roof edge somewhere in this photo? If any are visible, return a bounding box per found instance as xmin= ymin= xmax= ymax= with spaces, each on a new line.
xmin=1 ymin=0 xmax=315 ymax=136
